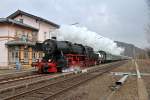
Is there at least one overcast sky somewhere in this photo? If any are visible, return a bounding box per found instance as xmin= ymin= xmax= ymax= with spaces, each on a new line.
xmin=0 ymin=0 xmax=149 ymax=48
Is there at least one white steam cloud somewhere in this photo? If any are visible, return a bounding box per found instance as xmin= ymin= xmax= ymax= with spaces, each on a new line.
xmin=55 ymin=25 xmax=124 ymax=55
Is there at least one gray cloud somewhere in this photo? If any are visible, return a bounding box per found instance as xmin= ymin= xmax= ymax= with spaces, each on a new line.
xmin=0 ymin=0 xmax=149 ymax=48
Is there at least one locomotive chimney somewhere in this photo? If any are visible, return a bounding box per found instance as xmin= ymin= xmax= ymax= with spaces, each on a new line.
xmin=51 ymin=37 xmax=57 ymax=40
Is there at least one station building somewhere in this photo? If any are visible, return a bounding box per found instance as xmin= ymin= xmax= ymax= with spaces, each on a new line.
xmin=0 ymin=10 xmax=59 ymax=69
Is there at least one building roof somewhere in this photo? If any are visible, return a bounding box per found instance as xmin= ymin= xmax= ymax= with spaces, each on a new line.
xmin=0 ymin=18 xmax=39 ymax=31
xmin=6 ymin=40 xmax=35 ymax=46
xmin=7 ymin=10 xmax=60 ymax=28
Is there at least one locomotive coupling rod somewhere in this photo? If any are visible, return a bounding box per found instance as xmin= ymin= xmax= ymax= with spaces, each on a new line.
xmin=116 ymin=74 xmax=129 ymax=85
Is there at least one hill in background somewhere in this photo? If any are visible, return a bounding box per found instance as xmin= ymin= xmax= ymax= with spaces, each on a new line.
xmin=115 ymin=41 xmax=147 ymax=58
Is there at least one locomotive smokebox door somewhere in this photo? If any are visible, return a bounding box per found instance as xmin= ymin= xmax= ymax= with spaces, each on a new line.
xmin=42 ymin=39 xmax=57 ymax=54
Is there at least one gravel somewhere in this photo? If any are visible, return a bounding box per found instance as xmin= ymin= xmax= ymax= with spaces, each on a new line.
xmin=137 ymin=59 xmax=150 ymax=99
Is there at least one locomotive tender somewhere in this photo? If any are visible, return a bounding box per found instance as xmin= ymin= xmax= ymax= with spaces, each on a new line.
xmin=32 ymin=39 xmax=126 ymax=73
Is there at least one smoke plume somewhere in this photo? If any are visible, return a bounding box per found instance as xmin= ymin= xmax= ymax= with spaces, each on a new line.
xmin=55 ymin=25 xmax=124 ymax=55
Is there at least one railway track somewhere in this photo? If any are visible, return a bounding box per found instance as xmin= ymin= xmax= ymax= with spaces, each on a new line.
xmin=0 ymin=70 xmax=37 ymax=82
xmin=0 ymin=73 xmax=63 ymax=98
xmin=0 ymin=74 xmax=42 ymax=85
xmin=1 ymin=60 xmax=127 ymax=100
xmin=0 ymin=74 xmax=53 ymax=90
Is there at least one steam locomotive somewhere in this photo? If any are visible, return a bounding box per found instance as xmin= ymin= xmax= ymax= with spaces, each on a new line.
xmin=32 ymin=38 xmax=127 ymax=73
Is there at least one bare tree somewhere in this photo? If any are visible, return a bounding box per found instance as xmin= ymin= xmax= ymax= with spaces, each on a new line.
xmin=145 ymin=0 xmax=150 ymax=58
xmin=145 ymin=25 xmax=150 ymax=45
xmin=146 ymin=0 xmax=150 ymax=44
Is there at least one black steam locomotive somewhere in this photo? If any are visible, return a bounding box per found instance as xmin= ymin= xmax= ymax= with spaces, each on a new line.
xmin=32 ymin=39 xmax=126 ymax=73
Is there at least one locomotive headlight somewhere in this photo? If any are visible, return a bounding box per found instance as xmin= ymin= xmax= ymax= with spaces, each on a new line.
xmin=36 ymin=59 xmax=39 ymax=62
xmin=48 ymin=59 xmax=51 ymax=62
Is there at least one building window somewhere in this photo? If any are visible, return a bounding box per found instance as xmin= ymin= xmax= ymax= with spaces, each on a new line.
xmin=32 ymin=32 xmax=37 ymax=42
xmin=15 ymin=52 xmax=19 ymax=58
xmin=24 ymin=49 xmax=29 ymax=63
xmin=35 ymin=19 xmax=38 ymax=23
xmin=27 ymin=33 xmax=32 ymax=41
xmin=39 ymin=52 xmax=44 ymax=58
xmin=44 ymin=32 xmax=47 ymax=40
xmin=49 ymin=31 xmax=51 ymax=39
xmin=8 ymin=47 xmax=19 ymax=64
xmin=19 ymin=19 xmax=23 ymax=23
xmin=32 ymin=51 xmax=36 ymax=62
xmin=21 ymin=32 xmax=28 ymax=42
